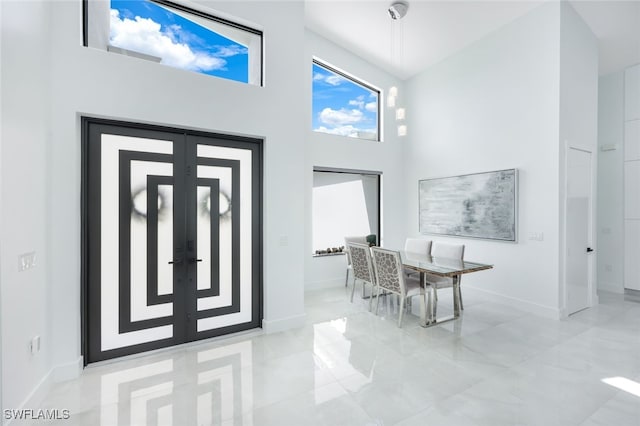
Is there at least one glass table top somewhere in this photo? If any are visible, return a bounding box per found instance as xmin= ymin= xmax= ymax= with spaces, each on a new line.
xmin=399 ymin=250 xmax=493 ymax=277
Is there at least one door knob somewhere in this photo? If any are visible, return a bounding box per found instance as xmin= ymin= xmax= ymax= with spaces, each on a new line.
xmin=168 ymin=258 xmax=183 ymax=265
xmin=586 ymin=247 xmax=594 ymax=253
xmin=188 ymin=258 xmax=203 ymax=264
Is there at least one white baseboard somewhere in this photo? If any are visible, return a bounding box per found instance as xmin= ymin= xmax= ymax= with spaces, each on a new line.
xmin=262 ymin=313 xmax=306 ymax=334
xmin=4 ymin=357 xmax=84 ymax=425
xmin=598 ymin=281 xmax=624 ymax=294
xmin=464 ymin=285 xmax=562 ymax=319
xmin=305 ymin=278 xmax=345 ymax=289
xmin=7 ymin=371 xmax=53 ymax=426
xmin=52 ymin=356 xmax=83 ymax=382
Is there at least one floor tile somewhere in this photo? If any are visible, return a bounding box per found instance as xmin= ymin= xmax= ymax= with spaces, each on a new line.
xmin=31 ymin=288 xmax=640 ymax=426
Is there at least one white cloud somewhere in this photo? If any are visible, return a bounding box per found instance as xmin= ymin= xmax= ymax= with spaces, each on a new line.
xmin=315 ymin=125 xmax=359 ymax=137
xmin=313 ymin=72 xmax=344 ymax=86
xmin=319 ymin=108 xmax=363 ymax=126
xmin=348 ymin=95 xmax=366 ymax=109
xmin=110 ymin=9 xmax=226 ymax=72
xmin=214 ymin=45 xmax=248 ymax=57
xmin=325 ymin=75 xmax=344 ymax=86
xmin=365 ymin=102 xmax=377 ymax=112
xmin=314 ymin=125 xmax=377 ymax=140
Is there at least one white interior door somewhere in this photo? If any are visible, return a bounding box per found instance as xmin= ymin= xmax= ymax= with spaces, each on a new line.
xmin=567 ymin=147 xmax=593 ymax=315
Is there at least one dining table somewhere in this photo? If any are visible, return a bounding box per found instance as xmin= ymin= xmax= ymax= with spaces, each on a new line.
xmin=399 ymin=250 xmax=493 ymax=327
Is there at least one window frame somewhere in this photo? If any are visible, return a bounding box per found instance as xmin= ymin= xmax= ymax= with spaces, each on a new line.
xmin=312 ymin=59 xmax=382 ymax=142
xmin=83 ymin=0 xmax=264 ymax=86
xmin=312 ymin=167 xmax=382 ymax=256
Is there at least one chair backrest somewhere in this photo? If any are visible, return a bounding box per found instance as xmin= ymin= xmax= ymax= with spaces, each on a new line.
xmin=431 ymin=242 xmax=465 ymax=260
xmin=404 ymin=238 xmax=432 ymax=256
xmin=344 ymin=236 xmax=368 ymax=266
xmin=347 ymin=242 xmax=375 ymax=284
xmin=370 ymin=247 xmax=405 ymax=295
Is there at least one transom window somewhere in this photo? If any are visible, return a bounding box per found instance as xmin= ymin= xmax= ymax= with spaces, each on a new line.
xmin=312 ymin=60 xmax=380 ymax=141
xmin=85 ymin=0 xmax=263 ymax=85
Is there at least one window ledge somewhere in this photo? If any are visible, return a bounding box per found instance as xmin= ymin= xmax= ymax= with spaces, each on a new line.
xmin=312 ymin=252 xmax=345 ymax=258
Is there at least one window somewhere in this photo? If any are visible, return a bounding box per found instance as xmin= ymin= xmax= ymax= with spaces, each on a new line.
xmin=312 ymin=169 xmax=380 ymax=254
xmin=85 ymin=0 xmax=263 ymax=85
xmin=312 ymin=60 xmax=380 ymax=141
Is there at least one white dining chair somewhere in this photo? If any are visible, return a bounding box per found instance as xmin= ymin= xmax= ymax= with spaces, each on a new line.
xmin=403 ymin=238 xmax=432 ymax=278
xmin=404 ymin=238 xmax=432 ymax=256
xmin=344 ymin=236 xmax=368 ymax=287
xmin=424 ymin=242 xmax=465 ymax=315
xmin=370 ymin=247 xmax=431 ymax=327
xmin=346 ymin=242 xmax=377 ymax=311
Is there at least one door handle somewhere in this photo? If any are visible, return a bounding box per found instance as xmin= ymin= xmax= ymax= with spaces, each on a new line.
xmin=168 ymin=258 xmax=183 ymax=265
xmin=188 ymin=258 xmax=203 ymax=264
xmin=586 ymin=247 xmax=594 ymax=253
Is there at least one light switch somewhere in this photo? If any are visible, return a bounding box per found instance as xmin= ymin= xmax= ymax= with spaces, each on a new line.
xmin=528 ymin=232 xmax=544 ymax=241
xmin=18 ymin=252 xmax=37 ymax=272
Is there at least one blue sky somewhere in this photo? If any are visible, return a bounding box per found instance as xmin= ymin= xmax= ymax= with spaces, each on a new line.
xmin=110 ymin=0 xmax=248 ymax=83
xmin=312 ymin=63 xmax=379 ymax=140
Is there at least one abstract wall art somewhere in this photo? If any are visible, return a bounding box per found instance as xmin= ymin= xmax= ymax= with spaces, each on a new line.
xmin=419 ymin=169 xmax=517 ymax=241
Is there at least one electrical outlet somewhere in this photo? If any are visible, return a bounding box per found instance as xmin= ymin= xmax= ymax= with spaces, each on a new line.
xmin=278 ymin=236 xmax=288 ymax=247
xmin=30 ymin=335 xmax=40 ymax=355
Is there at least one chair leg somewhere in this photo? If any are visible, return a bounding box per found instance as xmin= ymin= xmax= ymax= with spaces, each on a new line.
xmin=350 ymin=279 xmax=357 ymax=302
xmin=344 ymin=268 xmax=350 ymax=287
xmin=368 ymin=284 xmax=374 ymax=311
xmin=398 ymin=296 xmax=406 ymax=327
xmin=459 ymin=286 xmax=464 ymax=310
xmin=375 ymin=287 xmax=381 ymax=314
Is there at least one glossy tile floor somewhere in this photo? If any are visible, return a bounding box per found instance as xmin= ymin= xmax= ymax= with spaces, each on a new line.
xmin=32 ymin=287 xmax=640 ymax=426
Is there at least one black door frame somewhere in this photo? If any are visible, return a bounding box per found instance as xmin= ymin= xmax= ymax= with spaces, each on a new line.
xmin=81 ymin=117 xmax=263 ymax=365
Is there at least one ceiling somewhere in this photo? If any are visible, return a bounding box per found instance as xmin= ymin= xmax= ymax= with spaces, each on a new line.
xmin=304 ymin=0 xmax=640 ymax=80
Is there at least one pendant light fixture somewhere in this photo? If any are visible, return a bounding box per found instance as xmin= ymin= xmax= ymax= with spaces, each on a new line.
xmin=388 ymin=1 xmax=409 ymax=137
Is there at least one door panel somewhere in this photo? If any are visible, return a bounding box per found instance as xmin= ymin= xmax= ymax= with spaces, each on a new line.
xmin=191 ymin=139 xmax=256 ymax=336
xmin=84 ymin=119 xmax=262 ymax=363
xmin=566 ymin=147 xmax=592 ymax=315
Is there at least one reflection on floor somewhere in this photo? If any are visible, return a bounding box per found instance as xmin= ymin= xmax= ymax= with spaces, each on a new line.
xmin=31 ymin=287 xmax=640 ymax=425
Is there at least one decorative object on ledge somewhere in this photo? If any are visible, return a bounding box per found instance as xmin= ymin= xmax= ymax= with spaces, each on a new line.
xmin=315 ymin=246 xmax=345 ymax=256
xmin=366 ymin=234 xmax=377 ymax=247
xmin=419 ymin=169 xmax=518 ymax=241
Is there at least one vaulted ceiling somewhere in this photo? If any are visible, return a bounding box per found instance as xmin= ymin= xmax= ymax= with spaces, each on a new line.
xmin=304 ymin=0 xmax=640 ymax=79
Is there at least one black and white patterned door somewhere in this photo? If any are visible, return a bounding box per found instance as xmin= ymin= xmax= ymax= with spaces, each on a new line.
xmin=84 ymin=119 xmax=262 ymax=363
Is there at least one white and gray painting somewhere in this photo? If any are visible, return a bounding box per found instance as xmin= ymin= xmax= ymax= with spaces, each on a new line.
xmin=419 ymin=169 xmax=517 ymax=241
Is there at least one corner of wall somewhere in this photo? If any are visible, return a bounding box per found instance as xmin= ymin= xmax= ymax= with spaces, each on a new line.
xmin=262 ymin=314 xmax=306 ymax=334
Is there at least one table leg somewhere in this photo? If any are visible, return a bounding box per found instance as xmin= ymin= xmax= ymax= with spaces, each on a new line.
xmin=452 ymin=275 xmax=461 ymax=317
xmin=419 ymin=272 xmax=435 ymax=327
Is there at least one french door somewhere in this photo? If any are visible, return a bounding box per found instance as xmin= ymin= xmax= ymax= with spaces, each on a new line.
xmin=83 ymin=118 xmax=262 ymax=363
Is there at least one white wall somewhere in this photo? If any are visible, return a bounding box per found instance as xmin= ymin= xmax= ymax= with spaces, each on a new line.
xmin=558 ymin=1 xmax=599 ymax=312
xmin=624 ymin=64 xmax=640 ymax=291
xmin=596 ymin=72 xmax=624 ymax=293
xmin=4 ymin=0 xmax=305 ymax=406
xmin=304 ymin=30 xmax=405 ymax=289
xmin=1 ymin=0 xmax=53 ymax=414
xmin=0 ymin=0 xmax=4 ymax=417
xmin=403 ymin=2 xmax=563 ymax=317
